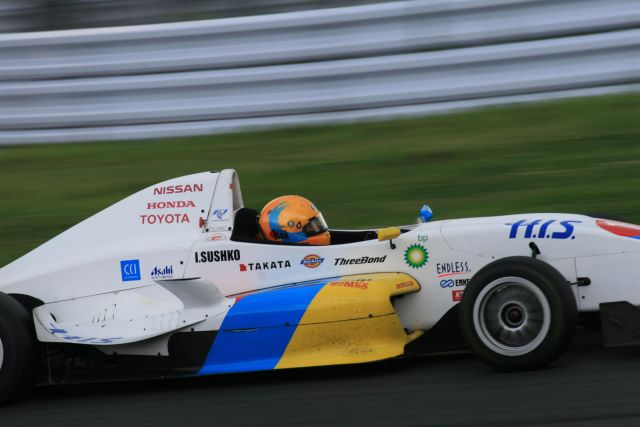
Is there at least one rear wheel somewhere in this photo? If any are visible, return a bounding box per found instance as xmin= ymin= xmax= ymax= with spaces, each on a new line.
xmin=0 ymin=293 xmax=37 ymax=404
xmin=459 ymin=257 xmax=577 ymax=371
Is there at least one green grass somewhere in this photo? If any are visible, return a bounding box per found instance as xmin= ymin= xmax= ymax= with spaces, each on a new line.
xmin=1 ymin=93 xmax=639 ymax=266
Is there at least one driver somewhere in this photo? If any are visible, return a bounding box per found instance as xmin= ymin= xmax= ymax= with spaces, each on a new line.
xmin=258 ymin=195 xmax=330 ymax=245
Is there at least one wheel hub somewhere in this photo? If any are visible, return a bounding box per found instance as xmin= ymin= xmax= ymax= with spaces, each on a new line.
xmin=501 ymin=303 xmax=526 ymax=328
xmin=473 ymin=276 xmax=551 ymax=356
xmin=0 ymin=338 xmax=4 ymax=370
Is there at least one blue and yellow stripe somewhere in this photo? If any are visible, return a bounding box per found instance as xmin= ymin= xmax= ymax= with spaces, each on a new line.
xmin=198 ymin=273 xmax=421 ymax=375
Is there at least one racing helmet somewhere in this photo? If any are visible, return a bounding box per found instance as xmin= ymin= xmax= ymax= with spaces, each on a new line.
xmin=259 ymin=195 xmax=330 ymax=245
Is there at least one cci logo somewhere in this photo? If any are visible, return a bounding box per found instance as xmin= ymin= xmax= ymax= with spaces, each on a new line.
xmin=120 ymin=259 xmax=141 ymax=282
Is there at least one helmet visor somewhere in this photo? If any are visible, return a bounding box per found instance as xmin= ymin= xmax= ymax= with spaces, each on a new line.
xmin=303 ymin=213 xmax=328 ymax=237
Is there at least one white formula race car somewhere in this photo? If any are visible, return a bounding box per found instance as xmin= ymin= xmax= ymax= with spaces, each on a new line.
xmin=1 ymin=169 xmax=638 ymax=402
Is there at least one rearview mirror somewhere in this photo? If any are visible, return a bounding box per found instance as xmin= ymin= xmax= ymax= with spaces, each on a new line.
xmin=377 ymin=227 xmax=401 ymax=242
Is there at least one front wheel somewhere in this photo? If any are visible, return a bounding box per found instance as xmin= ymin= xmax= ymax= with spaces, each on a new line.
xmin=459 ymin=257 xmax=577 ymax=371
xmin=0 ymin=293 xmax=37 ymax=404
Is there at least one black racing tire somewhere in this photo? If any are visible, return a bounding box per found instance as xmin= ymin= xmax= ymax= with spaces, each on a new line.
xmin=459 ymin=256 xmax=577 ymax=371
xmin=0 ymin=292 xmax=37 ymax=404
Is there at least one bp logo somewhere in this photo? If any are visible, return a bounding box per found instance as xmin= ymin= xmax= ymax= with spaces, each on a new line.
xmin=404 ymin=244 xmax=429 ymax=269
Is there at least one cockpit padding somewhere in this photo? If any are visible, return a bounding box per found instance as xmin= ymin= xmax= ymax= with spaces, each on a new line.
xmin=230 ymin=208 xmax=260 ymax=243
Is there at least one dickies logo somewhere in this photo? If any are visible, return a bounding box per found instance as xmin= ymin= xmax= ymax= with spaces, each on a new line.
xmin=300 ymin=254 xmax=324 ymax=268
xmin=120 ymin=259 xmax=141 ymax=282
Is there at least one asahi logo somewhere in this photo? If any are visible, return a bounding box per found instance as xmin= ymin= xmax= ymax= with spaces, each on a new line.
xmin=151 ymin=265 xmax=174 ymax=279
xmin=194 ymin=250 xmax=240 ymax=263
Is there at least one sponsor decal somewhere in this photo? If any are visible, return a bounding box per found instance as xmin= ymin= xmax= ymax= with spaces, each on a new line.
xmin=120 ymin=259 xmax=141 ymax=282
xmin=452 ymin=290 xmax=464 ymax=302
xmin=239 ymin=260 xmax=292 ymax=271
xmin=440 ymin=279 xmax=455 ymax=288
xmin=334 ymin=255 xmax=387 ymax=266
xmin=151 ymin=265 xmax=174 ymax=280
xmin=206 ymin=233 xmax=227 ymax=241
xmin=153 ymin=184 xmax=203 ymax=195
xmin=396 ymin=281 xmax=414 ymax=289
xmin=440 ymin=278 xmax=470 ymax=288
xmin=418 ymin=234 xmax=429 ymax=243
xmin=404 ymin=244 xmax=428 ymax=269
xmin=270 ymin=230 xmax=292 ymax=240
xmin=329 ymin=280 xmax=369 ymax=290
xmin=507 ymin=219 xmax=581 ymax=240
xmin=48 ymin=323 xmax=121 ymax=344
xmin=596 ymin=219 xmax=640 ymax=239
xmin=436 ymin=261 xmax=471 ymax=277
xmin=194 ymin=250 xmax=241 ymax=263
xmin=140 ymin=213 xmax=190 ymax=224
xmin=147 ymin=200 xmax=196 ymax=210
xmin=301 ymin=254 xmax=324 ymax=268
xmin=212 ymin=208 xmax=229 ymax=220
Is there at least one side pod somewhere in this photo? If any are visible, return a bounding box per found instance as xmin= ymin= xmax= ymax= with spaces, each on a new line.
xmin=199 ymin=272 xmax=422 ymax=375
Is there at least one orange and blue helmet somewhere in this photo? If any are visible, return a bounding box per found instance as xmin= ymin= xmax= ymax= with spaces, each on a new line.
xmin=259 ymin=195 xmax=330 ymax=245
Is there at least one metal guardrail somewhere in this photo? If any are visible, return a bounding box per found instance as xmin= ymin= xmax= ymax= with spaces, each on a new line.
xmin=1 ymin=0 xmax=639 ymax=145
xmin=0 ymin=0 xmax=385 ymax=33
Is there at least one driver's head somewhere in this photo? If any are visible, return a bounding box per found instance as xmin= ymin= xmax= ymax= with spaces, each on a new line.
xmin=259 ymin=195 xmax=330 ymax=245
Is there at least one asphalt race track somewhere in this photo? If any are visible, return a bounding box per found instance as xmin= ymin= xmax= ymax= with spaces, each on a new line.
xmin=3 ymin=327 xmax=640 ymax=426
